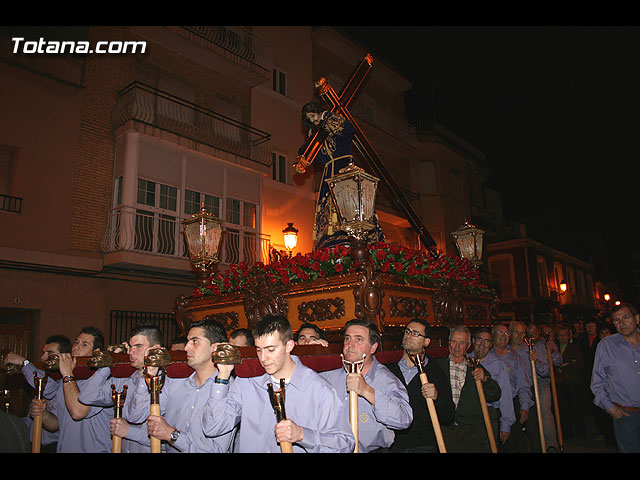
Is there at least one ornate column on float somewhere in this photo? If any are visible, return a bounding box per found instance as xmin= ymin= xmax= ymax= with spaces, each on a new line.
xmin=325 ymin=161 xmax=384 ymax=325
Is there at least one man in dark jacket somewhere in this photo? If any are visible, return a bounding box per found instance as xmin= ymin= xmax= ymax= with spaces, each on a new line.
xmin=435 ymin=325 xmax=502 ymax=452
xmin=387 ymin=318 xmax=455 ymax=453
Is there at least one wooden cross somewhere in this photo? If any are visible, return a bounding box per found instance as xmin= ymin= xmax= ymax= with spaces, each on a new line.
xmin=296 ymin=54 xmax=439 ymax=255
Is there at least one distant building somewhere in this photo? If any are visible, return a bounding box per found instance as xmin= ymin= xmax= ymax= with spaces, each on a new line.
xmin=486 ymin=223 xmax=599 ymax=325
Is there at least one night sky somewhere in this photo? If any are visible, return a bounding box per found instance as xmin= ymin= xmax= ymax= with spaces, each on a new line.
xmin=337 ymin=26 xmax=639 ymax=303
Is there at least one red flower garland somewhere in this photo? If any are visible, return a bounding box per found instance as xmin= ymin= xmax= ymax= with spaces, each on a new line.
xmin=193 ymin=242 xmax=489 ymax=299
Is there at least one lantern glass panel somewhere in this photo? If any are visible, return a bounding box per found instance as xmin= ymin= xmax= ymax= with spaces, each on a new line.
xmin=331 ymin=177 xmax=362 ymax=222
xmin=456 ymin=234 xmax=477 ymax=261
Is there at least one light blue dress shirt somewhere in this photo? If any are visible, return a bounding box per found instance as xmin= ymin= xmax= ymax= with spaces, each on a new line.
xmin=321 ymin=356 xmax=412 ymax=452
xmin=49 ymin=378 xmax=113 ymax=453
xmin=494 ymin=346 xmax=534 ymax=411
xmin=77 ymin=366 xmax=150 ymax=453
xmin=470 ymin=350 xmax=516 ymax=433
xmin=591 ymin=333 xmax=640 ymax=412
xmin=202 ymin=355 xmax=355 ymax=453
xmin=124 ymin=369 xmax=235 ymax=453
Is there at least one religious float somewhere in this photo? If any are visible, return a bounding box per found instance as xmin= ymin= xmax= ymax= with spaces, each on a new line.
xmin=173 ymin=53 xmax=500 ymax=351
xmin=1 ymin=54 xmax=502 ymax=454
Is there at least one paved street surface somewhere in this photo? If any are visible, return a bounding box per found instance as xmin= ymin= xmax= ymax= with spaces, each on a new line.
xmin=560 ymin=414 xmax=617 ymax=454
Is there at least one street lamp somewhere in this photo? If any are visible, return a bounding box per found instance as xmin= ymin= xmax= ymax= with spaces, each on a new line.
xmin=181 ymin=205 xmax=224 ymax=288
xmin=282 ymin=222 xmax=299 ymax=255
xmin=451 ymin=219 xmax=485 ymax=268
xmin=559 ymin=281 xmax=568 ymax=295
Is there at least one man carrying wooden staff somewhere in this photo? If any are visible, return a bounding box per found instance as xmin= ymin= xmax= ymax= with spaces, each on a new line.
xmin=79 ymin=324 xmax=163 ymax=453
xmin=3 ymin=334 xmax=71 ymax=453
xmin=526 ymin=323 xmax=562 ymax=452
xmin=143 ymin=349 xmax=169 ymax=453
xmin=387 ymin=318 xmax=455 ymax=453
xmin=340 ymin=353 xmax=365 ymax=452
xmin=435 ymin=326 xmax=501 ymax=453
xmin=469 ymin=328 xmax=516 ymax=452
xmin=124 ymin=319 xmax=238 ymax=453
xmin=524 ymin=334 xmax=547 ymax=452
xmin=322 ymin=319 xmax=413 ymax=453
xmin=111 ymin=385 xmax=127 ymax=453
xmin=31 ymin=372 xmax=48 ymax=453
xmin=268 ymin=379 xmax=293 ymax=453
xmin=543 ymin=329 xmax=564 ymax=451
xmin=203 ymin=314 xmax=354 ymax=453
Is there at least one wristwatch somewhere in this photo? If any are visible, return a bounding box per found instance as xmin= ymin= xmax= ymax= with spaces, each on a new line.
xmin=21 ymin=359 xmax=30 ymax=368
xmin=169 ymin=429 xmax=180 ymax=446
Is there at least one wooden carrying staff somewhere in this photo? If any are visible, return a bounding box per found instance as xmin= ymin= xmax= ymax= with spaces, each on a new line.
xmin=543 ymin=333 xmax=563 ymax=451
xmin=409 ymin=351 xmax=447 ymax=453
xmin=526 ymin=335 xmax=547 ymax=453
xmin=466 ymin=356 xmax=498 ymax=453
xmin=111 ymin=384 xmax=128 ymax=453
xmin=341 ymin=353 xmax=365 ymax=453
xmin=31 ymin=372 xmax=48 ymax=453
xmin=143 ymin=348 xmax=169 ymax=453
xmin=268 ymin=378 xmax=293 ymax=453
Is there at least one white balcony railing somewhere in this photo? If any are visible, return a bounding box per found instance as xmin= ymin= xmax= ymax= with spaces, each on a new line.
xmin=101 ymin=206 xmax=271 ymax=267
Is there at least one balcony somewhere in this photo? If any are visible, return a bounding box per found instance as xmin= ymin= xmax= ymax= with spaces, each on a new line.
xmin=111 ymin=82 xmax=272 ymax=168
xmin=101 ymin=206 xmax=271 ymax=270
xmin=178 ymin=26 xmax=272 ymax=83
xmin=1 ymin=194 xmax=22 ymax=214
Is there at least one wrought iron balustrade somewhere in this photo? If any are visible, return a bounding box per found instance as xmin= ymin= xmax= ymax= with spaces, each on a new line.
xmin=101 ymin=206 xmax=271 ymax=267
xmin=180 ymin=26 xmax=272 ymax=75
xmin=111 ymin=82 xmax=271 ymax=167
xmin=1 ymin=194 xmax=22 ymax=213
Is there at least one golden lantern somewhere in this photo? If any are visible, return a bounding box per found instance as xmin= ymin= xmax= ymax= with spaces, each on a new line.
xmin=326 ymin=162 xmax=380 ymax=241
xmin=181 ymin=205 xmax=224 ymax=287
xmin=451 ymin=219 xmax=485 ymax=268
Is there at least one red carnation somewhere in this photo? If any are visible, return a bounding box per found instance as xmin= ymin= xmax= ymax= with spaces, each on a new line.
xmin=335 ymin=263 xmax=344 ymax=273
xmin=394 ymin=262 xmax=404 ymax=272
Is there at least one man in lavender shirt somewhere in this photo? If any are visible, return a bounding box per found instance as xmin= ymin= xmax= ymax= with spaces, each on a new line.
xmin=3 ymin=334 xmax=71 ymax=452
xmin=591 ymin=302 xmax=640 ymax=453
xmin=77 ymin=323 xmax=164 ymax=453
xmin=469 ymin=327 xmax=515 ymax=450
xmin=202 ymin=314 xmax=355 ymax=453
xmin=123 ymin=318 xmax=236 ymax=453
xmin=321 ymin=319 xmax=413 ymax=453
xmin=491 ymin=323 xmax=533 ymax=453
xmin=29 ymin=326 xmax=113 ymax=453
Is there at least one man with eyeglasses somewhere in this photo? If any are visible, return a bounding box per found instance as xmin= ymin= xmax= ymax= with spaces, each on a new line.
xmin=591 ymin=302 xmax=640 ymax=452
xmin=386 ymin=319 xmax=455 ymax=453
xmin=491 ymin=323 xmax=534 ymax=452
xmin=468 ymin=328 xmax=515 ymax=451
xmin=321 ymin=318 xmax=412 ymax=452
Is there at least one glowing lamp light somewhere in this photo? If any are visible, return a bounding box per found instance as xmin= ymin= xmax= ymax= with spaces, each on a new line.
xmin=559 ymin=281 xmax=568 ymax=294
xmin=615 ymin=300 xmax=621 ymax=306
xmin=451 ymin=219 xmax=485 ymax=268
xmin=181 ymin=205 xmax=224 ymax=287
xmin=603 ymin=293 xmax=611 ymax=302
xmin=282 ymin=222 xmax=299 ymax=252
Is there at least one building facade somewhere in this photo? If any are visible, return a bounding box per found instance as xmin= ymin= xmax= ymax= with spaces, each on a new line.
xmin=0 ymin=26 xmax=496 ymax=367
xmin=486 ymin=224 xmax=598 ymax=325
